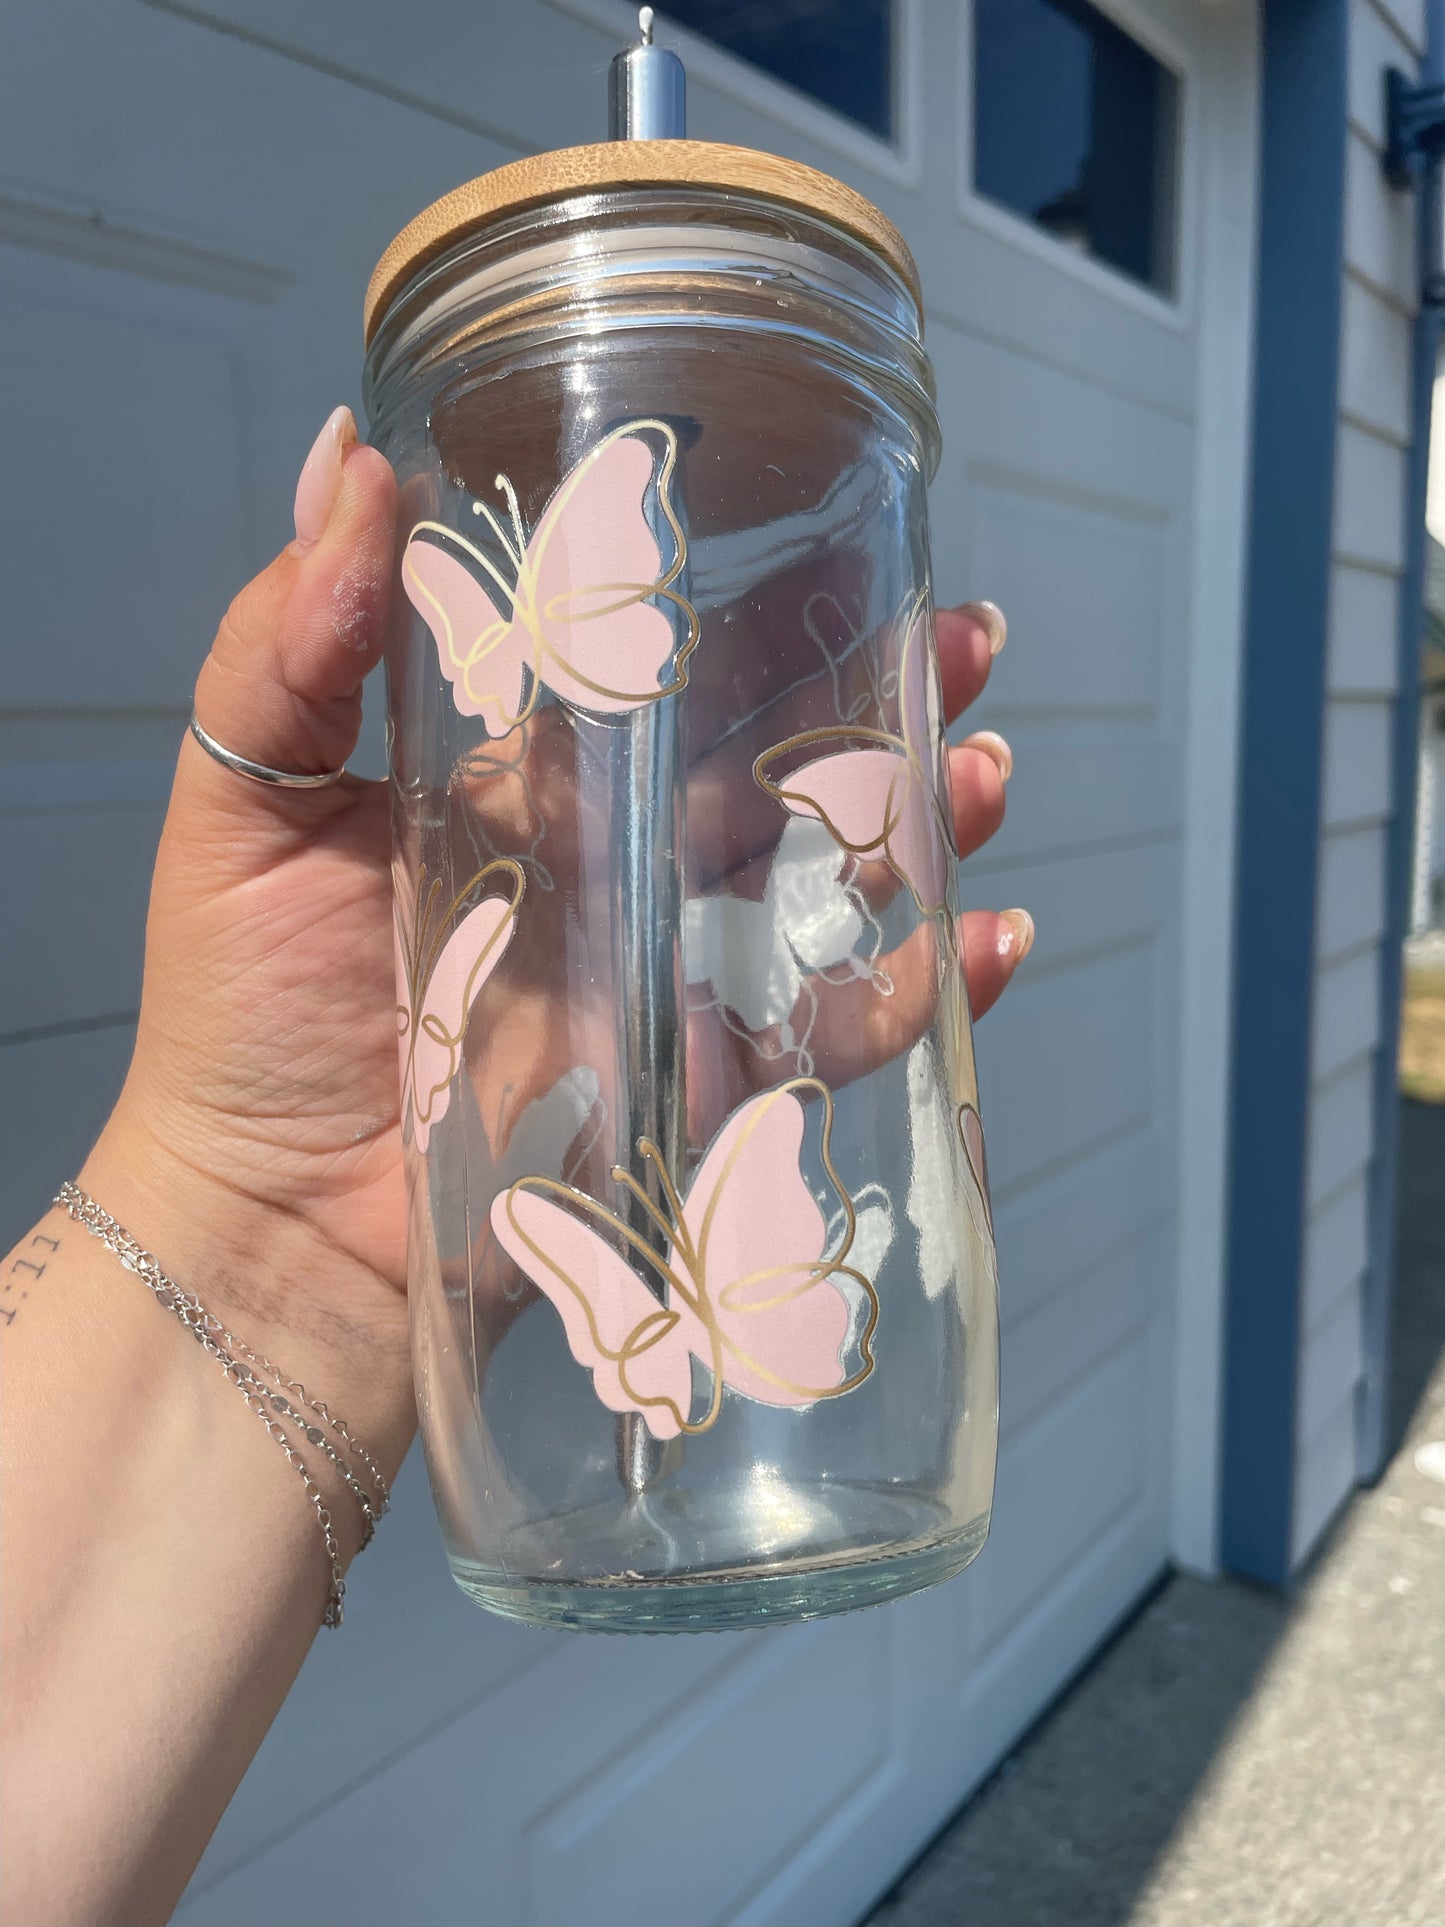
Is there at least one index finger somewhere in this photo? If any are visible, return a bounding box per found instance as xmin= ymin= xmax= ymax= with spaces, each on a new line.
xmin=936 ymin=601 xmax=1006 ymax=724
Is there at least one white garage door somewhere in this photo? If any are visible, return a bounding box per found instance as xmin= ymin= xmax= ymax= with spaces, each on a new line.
xmin=0 ymin=2 xmax=1254 ymax=1921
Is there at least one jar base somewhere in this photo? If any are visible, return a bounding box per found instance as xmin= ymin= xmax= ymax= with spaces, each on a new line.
xmin=447 ymin=1483 xmax=991 ymax=1633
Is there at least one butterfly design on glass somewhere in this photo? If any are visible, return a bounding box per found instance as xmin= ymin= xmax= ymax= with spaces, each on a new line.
xmin=402 ymin=419 xmax=700 ymax=740
xmin=801 ymin=589 xmax=899 ymax=725
xmin=394 ymin=858 xmax=525 ymax=1153
xmin=490 ymin=1078 xmax=880 ymax=1440
xmin=753 ymin=598 xmax=954 ymax=920
xmin=684 ymin=816 xmax=890 ymax=1078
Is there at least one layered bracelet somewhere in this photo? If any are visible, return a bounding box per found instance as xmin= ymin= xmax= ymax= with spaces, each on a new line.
xmin=54 ymin=1181 xmax=389 ymax=1628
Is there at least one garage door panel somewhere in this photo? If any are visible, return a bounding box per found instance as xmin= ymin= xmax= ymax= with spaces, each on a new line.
xmin=168 ymin=0 xmax=604 ymax=164
xmin=0 ymin=278 xmax=256 ymax=710
xmin=523 ymin=1616 xmax=895 ymax=1927
xmin=962 ymin=475 xmax=1170 ymax=718
xmin=1000 ymin=1223 xmax=1170 ymax=1442
xmin=185 ymin=1445 xmax=559 ymax=1892
xmin=964 ymin=735 xmax=1182 ymax=861
xmin=960 ymin=839 xmax=1175 ymax=969
xmin=181 ymin=1613 xmax=896 ymax=1927
xmin=996 ymin=1127 xmax=1173 ymax=1333
xmin=165 ymin=0 xmax=927 ymax=244
xmin=928 ymin=233 xmax=1196 ymax=422
xmin=957 ymin=1488 xmax=1166 ymax=1767
xmin=930 ymin=327 xmax=1189 ymax=867
xmin=975 ymin=941 xmax=1158 ymax=1200
xmin=931 ymin=324 xmax=1195 ymax=507
xmin=5 ymin=3 xmax=508 ymax=284
xmin=967 ymin=1329 xmax=1155 ymax=1657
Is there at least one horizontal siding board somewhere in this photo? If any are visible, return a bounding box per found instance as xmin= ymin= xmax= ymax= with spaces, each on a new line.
xmin=1311 ymin=945 xmax=1382 ymax=1080
xmin=1291 ymin=1385 xmax=1359 ymax=1565
xmin=1302 ymin=1170 xmax=1371 ymax=1330
xmin=1375 ymin=0 xmax=1428 ymax=58
xmin=1317 ymin=824 xmax=1389 ymax=957
xmin=1296 ymin=1280 xmax=1366 ymax=1442
xmin=1321 ymin=696 xmax=1394 ymax=825
xmin=1306 ymin=1056 xmax=1376 ymax=1208
xmin=1328 ymin=560 xmax=1403 ymax=694
xmin=1345 ymin=134 xmax=1417 ymax=309
xmin=1349 ymin=0 xmax=1423 ymax=143
xmin=1341 ymin=273 xmax=1413 ymax=439
xmin=1334 ymin=420 xmax=1408 ymax=568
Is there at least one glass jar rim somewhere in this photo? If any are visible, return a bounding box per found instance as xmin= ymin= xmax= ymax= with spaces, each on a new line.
xmin=362 ymin=182 xmax=939 ymax=474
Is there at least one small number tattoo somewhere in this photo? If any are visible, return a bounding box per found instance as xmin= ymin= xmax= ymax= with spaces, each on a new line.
xmin=1 ymin=1231 xmax=62 ymax=1329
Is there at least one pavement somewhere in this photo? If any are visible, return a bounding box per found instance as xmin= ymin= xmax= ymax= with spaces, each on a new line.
xmin=863 ymin=1099 xmax=1445 ymax=1927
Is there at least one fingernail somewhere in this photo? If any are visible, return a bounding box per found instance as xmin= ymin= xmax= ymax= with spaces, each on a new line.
xmin=293 ymin=405 xmax=357 ymax=548
xmin=964 ymin=729 xmax=1013 ymax=783
xmin=1001 ymin=908 xmax=1035 ymax=961
xmin=962 ymin=600 xmax=1007 ymax=656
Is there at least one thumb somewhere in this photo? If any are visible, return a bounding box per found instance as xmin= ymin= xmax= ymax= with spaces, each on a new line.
xmin=187 ymin=406 xmax=398 ymax=814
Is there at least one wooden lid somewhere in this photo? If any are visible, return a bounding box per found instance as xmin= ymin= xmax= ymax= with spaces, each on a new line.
xmin=364 ymin=139 xmax=920 ymax=346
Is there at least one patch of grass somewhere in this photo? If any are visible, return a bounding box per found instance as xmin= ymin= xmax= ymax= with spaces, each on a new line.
xmin=1400 ymin=961 xmax=1445 ymax=1104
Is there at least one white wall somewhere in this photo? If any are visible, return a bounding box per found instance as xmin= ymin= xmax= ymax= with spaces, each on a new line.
xmin=1292 ymin=0 xmax=1423 ymax=1565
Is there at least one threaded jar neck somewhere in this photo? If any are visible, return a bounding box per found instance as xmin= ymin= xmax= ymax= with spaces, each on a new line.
xmin=363 ymin=186 xmax=938 ymax=476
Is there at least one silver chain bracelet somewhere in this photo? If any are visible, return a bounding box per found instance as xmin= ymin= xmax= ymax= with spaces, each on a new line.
xmin=54 ymin=1181 xmax=390 ymax=1629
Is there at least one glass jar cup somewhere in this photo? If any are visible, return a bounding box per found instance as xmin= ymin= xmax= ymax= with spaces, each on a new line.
xmin=364 ymin=144 xmax=999 ymax=1632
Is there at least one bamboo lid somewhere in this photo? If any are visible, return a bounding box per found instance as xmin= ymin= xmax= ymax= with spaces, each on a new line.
xmin=364 ymin=139 xmax=920 ymax=346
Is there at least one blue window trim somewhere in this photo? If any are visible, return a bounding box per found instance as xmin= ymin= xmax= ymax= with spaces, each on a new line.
xmin=1359 ymin=0 xmax=1443 ymax=1480
xmin=1220 ymin=0 xmax=1349 ymax=1584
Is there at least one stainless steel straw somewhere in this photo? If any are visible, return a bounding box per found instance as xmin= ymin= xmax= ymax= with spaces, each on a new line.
xmin=608 ymin=9 xmax=690 ymax=1497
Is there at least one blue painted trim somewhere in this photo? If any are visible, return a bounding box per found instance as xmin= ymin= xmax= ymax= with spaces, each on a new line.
xmin=1220 ymin=0 xmax=1349 ymax=1585
xmin=1358 ymin=0 xmax=1443 ymax=1480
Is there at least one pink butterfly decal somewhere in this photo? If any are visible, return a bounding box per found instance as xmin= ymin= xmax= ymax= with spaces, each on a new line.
xmin=753 ymin=600 xmax=953 ymax=918
xmin=395 ymin=859 xmax=524 ymax=1153
xmin=401 ymin=420 xmax=700 ymax=739
xmin=490 ymin=1078 xmax=880 ymax=1440
xmin=958 ymin=1103 xmax=993 ymax=1239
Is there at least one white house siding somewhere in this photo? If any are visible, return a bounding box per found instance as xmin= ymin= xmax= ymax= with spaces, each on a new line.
xmin=1293 ymin=0 xmax=1423 ymax=1565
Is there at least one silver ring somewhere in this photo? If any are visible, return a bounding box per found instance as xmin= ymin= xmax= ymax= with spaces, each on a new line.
xmin=189 ymin=712 xmax=347 ymax=790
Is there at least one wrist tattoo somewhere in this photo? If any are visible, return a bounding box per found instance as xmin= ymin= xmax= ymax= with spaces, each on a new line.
xmin=2 ymin=1232 xmax=61 ymax=1326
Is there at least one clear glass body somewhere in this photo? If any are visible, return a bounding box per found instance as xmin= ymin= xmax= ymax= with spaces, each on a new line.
xmin=365 ymin=185 xmax=999 ymax=1632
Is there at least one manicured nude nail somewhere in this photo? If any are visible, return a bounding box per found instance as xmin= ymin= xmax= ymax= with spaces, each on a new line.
xmin=293 ymin=405 xmax=357 ymax=548
xmin=962 ymin=600 xmax=1007 ymax=656
xmin=965 ymin=730 xmax=1013 ymax=783
xmin=1001 ymin=908 xmax=1035 ymax=961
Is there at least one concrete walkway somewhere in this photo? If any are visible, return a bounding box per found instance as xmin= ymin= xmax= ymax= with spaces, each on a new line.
xmin=864 ymin=1100 xmax=1445 ymax=1927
